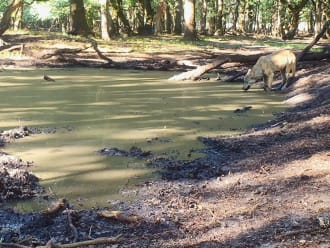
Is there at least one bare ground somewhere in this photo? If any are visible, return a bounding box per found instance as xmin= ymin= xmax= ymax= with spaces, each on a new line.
xmin=0 ymin=33 xmax=329 ymax=247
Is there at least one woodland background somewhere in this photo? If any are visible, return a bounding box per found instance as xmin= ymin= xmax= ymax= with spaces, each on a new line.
xmin=0 ymin=0 xmax=329 ymax=42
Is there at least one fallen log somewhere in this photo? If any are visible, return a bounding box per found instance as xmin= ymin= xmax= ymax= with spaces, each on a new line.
xmin=298 ymin=20 xmax=330 ymax=61
xmin=43 ymin=235 xmax=123 ymax=248
xmin=40 ymin=46 xmax=91 ymax=59
xmin=168 ymin=57 xmax=230 ymax=81
xmin=216 ymin=71 xmax=246 ymax=82
xmin=300 ymin=51 xmax=330 ymax=61
xmin=0 ymin=43 xmax=23 ymax=53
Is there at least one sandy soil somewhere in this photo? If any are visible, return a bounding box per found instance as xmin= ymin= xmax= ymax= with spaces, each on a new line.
xmin=0 ymin=33 xmax=329 ymax=247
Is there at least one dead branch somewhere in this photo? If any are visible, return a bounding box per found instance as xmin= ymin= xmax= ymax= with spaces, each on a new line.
xmin=63 ymin=209 xmax=78 ymax=242
xmin=1 ymin=235 xmax=123 ymax=248
xmin=0 ymin=244 xmax=30 ymax=248
xmin=38 ymin=235 xmax=123 ymax=248
xmin=87 ymin=38 xmax=113 ymax=63
xmin=29 ymin=37 xmax=113 ymax=63
xmin=169 ymin=58 xmax=230 ymax=81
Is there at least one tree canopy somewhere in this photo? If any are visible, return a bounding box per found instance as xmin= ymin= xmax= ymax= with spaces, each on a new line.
xmin=0 ymin=0 xmax=329 ymax=39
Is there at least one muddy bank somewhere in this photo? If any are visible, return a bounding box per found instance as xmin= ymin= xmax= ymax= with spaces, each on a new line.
xmin=122 ymin=63 xmax=330 ymax=247
xmin=0 ymin=126 xmax=75 ymax=202
xmin=0 ymin=127 xmax=42 ymax=201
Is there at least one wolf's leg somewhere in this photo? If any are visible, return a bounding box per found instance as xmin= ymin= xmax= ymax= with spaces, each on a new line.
xmin=286 ymin=64 xmax=296 ymax=88
xmin=291 ymin=63 xmax=296 ymax=78
xmin=266 ymin=72 xmax=274 ymax=91
xmin=262 ymin=74 xmax=269 ymax=91
xmin=279 ymin=70 xmax=287 ymax=90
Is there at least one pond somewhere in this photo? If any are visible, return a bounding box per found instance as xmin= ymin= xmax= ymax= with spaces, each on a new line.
xmin=1 ymin=68 xmax=285 ymax=211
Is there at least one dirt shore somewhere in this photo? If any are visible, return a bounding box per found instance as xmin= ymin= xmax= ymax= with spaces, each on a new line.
xmin=0 ymin=34 xmax=329 ymax=247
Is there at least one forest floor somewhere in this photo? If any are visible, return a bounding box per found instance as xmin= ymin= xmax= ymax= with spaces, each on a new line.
xmin=0 ymin=33 xmax=329 ymax=248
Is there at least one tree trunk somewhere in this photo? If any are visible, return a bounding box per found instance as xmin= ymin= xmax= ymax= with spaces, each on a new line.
xmin=307 ymin=8 xmax=314 ymax=35
xmin=215 ymin=0 xmax=224 ymax=35
xmin=136 ymin=0 xmax=154 ymax=35
xmin=110 ymin=0 xmax=132 ymax=35
xmin=279 ymin=0 xmax=287 ymax=38
xmin=174 ymin=0 xmax=183 ymax=35
xmin=12 ymin=2 xmax=23 ymax=30
xmin=238 ymin=0 xmax=246 ymax=32
xmin=154 ymin=1 xmax=165 ymax=34
xmin=247 ymin=2 xmax=254 ymax=32
xmin=285 ymin=10 xmax=300 ymax=39
xmin=69 ymin=0 xmax=91 ymax=36
xmin=100 ymin=0 xmax=112 ymax=40
xmin=199 ymin=0 xmax=207 ymax=34
xmin=197 ymin=0 xmax=207 ymax=34
xmin=232 ymin=0 xmax=239 ymax=31
xmin=144 ymin=0 xmax=154 ymax=35
xmin=279 ymin=0 xmax=309 ymax=40
xmin=165 ymin=3 xmax=172 ymax=34
xmin=135 ymin=1 xmax=145 ymax=34
xmin=0 ymin=0 xmax=23 ymax=36
xmin=314 ymin=0 xmax=324 ymax=34
xmin=271 ymin=0 xmax=279 ymax=36
xmin=183 ymin=0 xmax=197 ymax=40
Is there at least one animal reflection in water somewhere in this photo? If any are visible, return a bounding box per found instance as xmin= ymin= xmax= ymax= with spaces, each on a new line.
xmin=243 ymin=50 xmax=296 ymax=91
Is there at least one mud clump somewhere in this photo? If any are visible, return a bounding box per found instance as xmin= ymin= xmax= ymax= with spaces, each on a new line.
xmin=98 ymin=146 xmax=153 ymax=159
xmin=0 ymin=126 xmax=31 ymax=143
xmin=0 ymin=165 xmax=42 ymax=201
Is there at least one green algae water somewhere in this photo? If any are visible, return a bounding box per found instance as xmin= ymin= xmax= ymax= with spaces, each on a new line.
xmin=0 ymin=68 xmax=285 ymax=210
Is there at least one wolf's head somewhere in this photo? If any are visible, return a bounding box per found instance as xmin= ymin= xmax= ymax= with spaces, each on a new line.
xmin=243 ymin=66 xmax=263 ymax=91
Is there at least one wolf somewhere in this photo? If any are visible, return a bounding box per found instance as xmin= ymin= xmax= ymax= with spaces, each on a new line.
xmin=243 ymin=50 xmax=296 ymax=91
